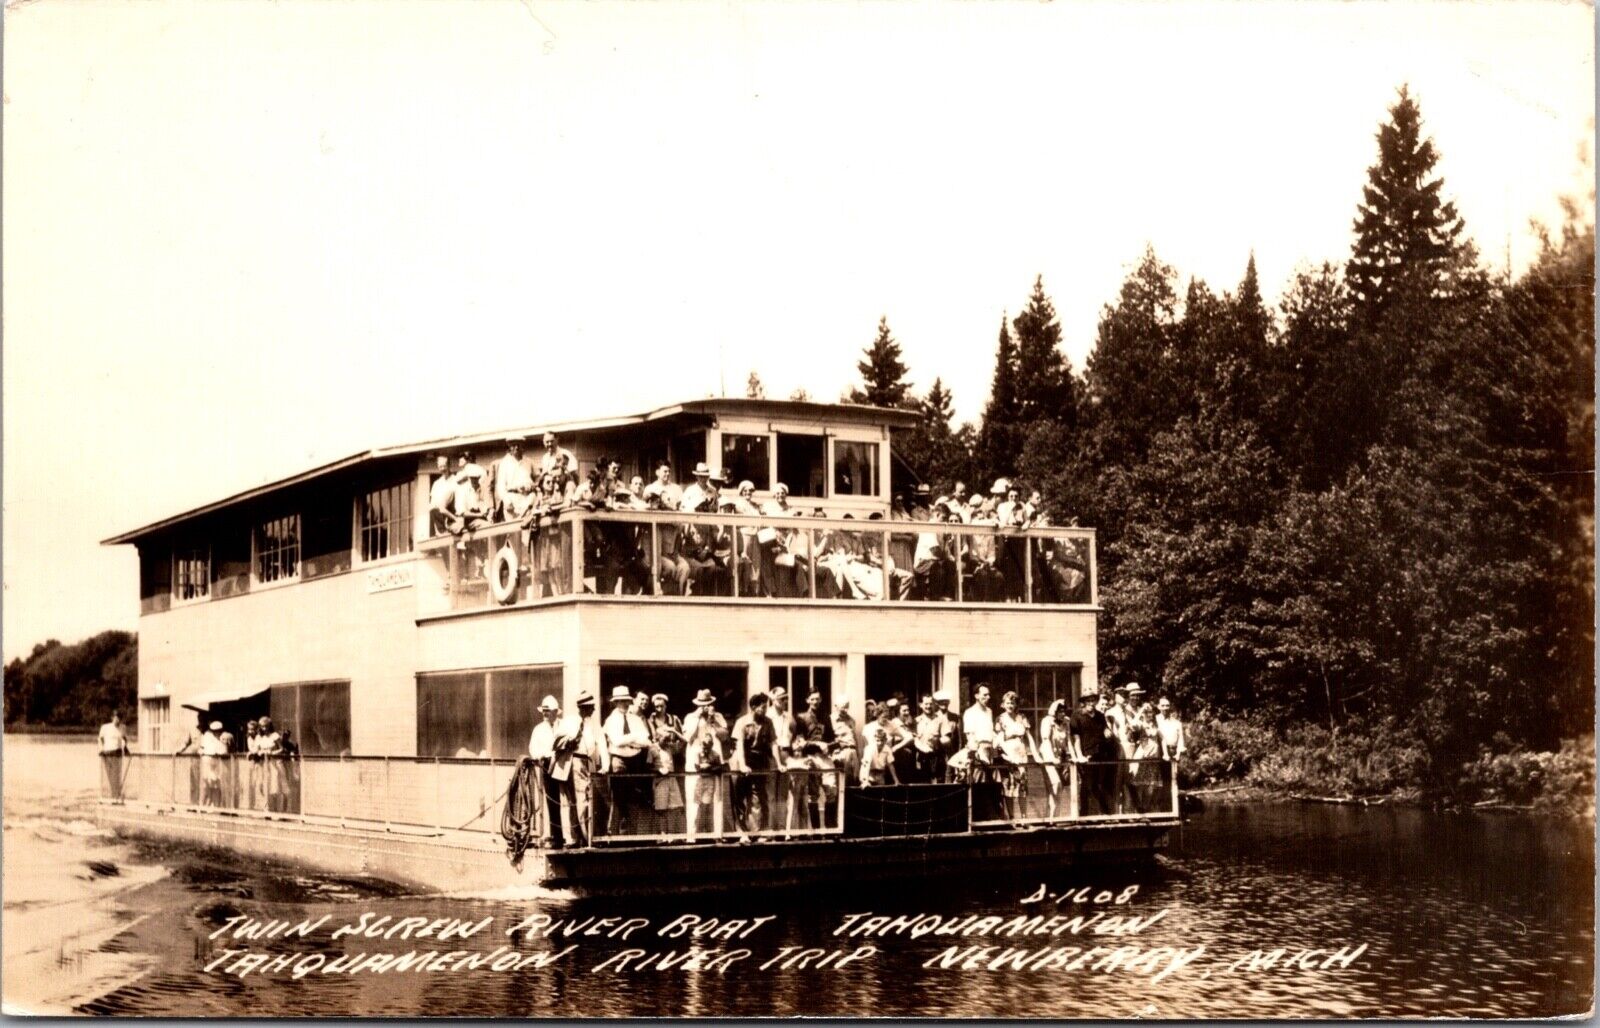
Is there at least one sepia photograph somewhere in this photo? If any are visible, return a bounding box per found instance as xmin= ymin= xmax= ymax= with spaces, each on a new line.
xmin=2 ymin=0 xmax=1594 ymax=1018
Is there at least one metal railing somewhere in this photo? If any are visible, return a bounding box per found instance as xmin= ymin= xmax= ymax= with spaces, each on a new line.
xmin=416 ymin=509 xmax=1095 ymax=615
xmin=99 ymin=753 xmax=1175 ymax=850
xmin=966 ymin=759 xmax=1179 ymax=828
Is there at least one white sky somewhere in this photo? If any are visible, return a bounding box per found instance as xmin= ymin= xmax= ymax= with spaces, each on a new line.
xmin=3 ymin=0 xmax=1593 ymax=658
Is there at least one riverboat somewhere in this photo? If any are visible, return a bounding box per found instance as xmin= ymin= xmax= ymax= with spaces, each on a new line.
xmin=97 ymin=398 xmax=1179 ymax=894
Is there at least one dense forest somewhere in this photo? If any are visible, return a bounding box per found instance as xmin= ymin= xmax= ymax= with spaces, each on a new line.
xmin=838 ymin=89 xmax=1595 ymax=798
xmin=4 ymin=631 xmax=138 ymax=730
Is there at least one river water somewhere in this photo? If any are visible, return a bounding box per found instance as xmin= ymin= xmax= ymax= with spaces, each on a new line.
xmin=3 ymin=735 xmax=1592 ymax=1018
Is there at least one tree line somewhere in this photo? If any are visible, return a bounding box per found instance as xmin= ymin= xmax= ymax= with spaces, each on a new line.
xmin=4 ymin=631 xmax=139 ymax=730
xmin=837 ymin=87 xmax=1594 ymax=781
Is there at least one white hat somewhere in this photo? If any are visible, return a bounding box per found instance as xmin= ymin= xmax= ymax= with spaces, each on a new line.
xmin=209 ymin=721 xmax=223 ymax=731
xmin=692 ymin=462 xmax=711 ymax=477
xmin=991 ymin=478 xmax=1010 ymax=495
xmin=539 ymin=695 xmax=560 ymax=712
xmin=609 ymin=685 xmax=633 ymax=703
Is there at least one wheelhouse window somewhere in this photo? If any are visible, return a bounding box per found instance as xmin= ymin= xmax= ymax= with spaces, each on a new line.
xmin=776 ymin=433 xmax=825 ymax=497
xmin=721 ymin=434 xmax=770 ymax=491
xmin=832 ymin=440 xmax=879 ymax=496
xmin=359 ymin=481 xmax=414 ymax=562
xmin=254 ymin=515 xmax=301 ymax=583
xmin=172 ymin=546 xmax=210 ymax=602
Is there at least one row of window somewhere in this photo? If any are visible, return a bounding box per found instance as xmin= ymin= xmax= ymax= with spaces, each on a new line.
xmin=718 ymin=433 xmax=878 ymax=498
xmin=140 ymin=662 xmax=1080 ymax=761
xmin=168 ymin=482 xmax=413 ymax=602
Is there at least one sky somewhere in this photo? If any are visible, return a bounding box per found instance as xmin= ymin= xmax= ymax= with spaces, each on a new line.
xmin=3 ymin=0 xmax=1593 ymax=659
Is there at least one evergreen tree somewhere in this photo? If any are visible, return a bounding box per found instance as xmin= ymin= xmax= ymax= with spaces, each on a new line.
xmin=977 ymin=314 xmax=1023 ymax=474
xmin=1012 ymin=276 xmax=1078 ymax=428
xmin=847 ymin=316 xmax=912 ymax=408
xmin=1084 ymin=247 xmax=1183 ymax=468
xmin=1346 ymin=85 xmax=1468 ymax=327
xmin=898 ymin=377 xmax=972 ymax=489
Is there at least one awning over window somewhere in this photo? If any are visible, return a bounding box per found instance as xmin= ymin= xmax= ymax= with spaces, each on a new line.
xmin=180 ymin=687 xmax=269 ymax=712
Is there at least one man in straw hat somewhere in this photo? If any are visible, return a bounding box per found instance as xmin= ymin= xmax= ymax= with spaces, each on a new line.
xmin=603 ymin=685 xmax=653 ymax=833
xmin=679 ymin=461 xmax=716 ymax=514
xmin=683 ymin=688 xmax=729 ymax=841
xmin=527 ymin=695 xmax=564 ymax=846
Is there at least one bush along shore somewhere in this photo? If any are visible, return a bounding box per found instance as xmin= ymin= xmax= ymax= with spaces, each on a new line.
xmin=1179 ymin=709 xmax=1595 ymax=819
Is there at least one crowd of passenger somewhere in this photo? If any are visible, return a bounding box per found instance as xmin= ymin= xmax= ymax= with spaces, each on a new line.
xmin=429 ymin=432 xmax=1089 ymax=603
xmin=524 ymin=681 xmax=1185 ymax=847
xmin=164 ymin=713 xmax=303 ymax=812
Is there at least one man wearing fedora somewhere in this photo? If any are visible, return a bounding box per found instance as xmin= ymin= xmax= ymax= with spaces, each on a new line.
xmin=679 ymin=462 xmax=716 ymax=514
xmin=549 ymin=692 xmax=604 ymax=847
xmin=603 ymin=685 xmax=653 ymax=834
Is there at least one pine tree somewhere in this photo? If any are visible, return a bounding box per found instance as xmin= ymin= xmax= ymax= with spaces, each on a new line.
xmin=847 ymin=316 xmax=912 ymax=408
xmin=977 ymin=314 xmax=1022 ymax=475
xmin=1084 ymin=247 xmax=1183 ymax=467
xmin=1012 ymin=275 xmax=1078 ymax=428
xmin=1346 ymin=85 xmax=1467 ymax=327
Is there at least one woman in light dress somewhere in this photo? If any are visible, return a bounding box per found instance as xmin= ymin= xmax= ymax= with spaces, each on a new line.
xmin=995 ymin=691 xmax=1042 ymax=820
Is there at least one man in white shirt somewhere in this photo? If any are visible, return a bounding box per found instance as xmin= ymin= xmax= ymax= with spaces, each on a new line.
xmin=539 ymin=432 xmax=578 ymax=479
xmin=199 ymin=720 xmax=227 ymax=807
xmin=494 ymin=436 xmax=536 ymax=520
xmin=427 ymin=455 xmax=455 ymax=537
xmin=963 ymin=684 xmax=996 ymax=752
xmin=678 ymin=462 xmax=715 ymax=513
xmin=99 ymin=712 xmax=129 ymax=802
xmin=527 ymin=695 xmax=563 ymax=845
xmin=603 ymin=686 xmax=653 ymax=834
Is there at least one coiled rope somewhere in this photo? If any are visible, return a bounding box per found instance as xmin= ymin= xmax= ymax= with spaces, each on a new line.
xmin=500 ymin=757 xmax=543 ymax=871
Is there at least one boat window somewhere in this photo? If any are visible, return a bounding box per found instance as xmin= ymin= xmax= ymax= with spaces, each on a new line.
xmin=488 ymin=666 xmax=562 ymax=760
xmin=600 ymin=663 xmax=746 ymax=721
xmin=212 ymin=523 xmax=252 ymax=599
xmin=832 ymin=440 xmax=878 ymax=496
xmin=269 ymin=680 xmax=351 ymax=757
xmin=960 ymin=663 xmax=1081 ymax=734
xmin=254 ymin=514 xmax=301 ymax=584
xmin=302 ymin=498 xmax=352 ymax=579
xmin=172 ymin=546 xmax=210 ymax=602
xmin=721 ymin=434 xmax=770 ymax=491
xmin=670 ymin=432 xmax=706 ymax=487
xmin=139 ymin=545 xmax=172 ymax=615
xmin=776 ymin=433 xmax=825 ymax=497
xmin=140 ymin=697 xmax=170 ymax=752
xmin=865 ymin=655 xmax=939 ymax=709
xmin=359 ymin=480 xmax=414 ymax=562
xmin=416 ymin=673 xmax=487 ymax=759
xmin=767 ymin=663 xmax=833 ymax=713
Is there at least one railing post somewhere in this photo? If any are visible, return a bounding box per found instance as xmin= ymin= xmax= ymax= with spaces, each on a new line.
xmin=955 ymin=533 xmax=964 ymax=602
xmin=650 ymin=521 xmax=661 ymax=596
xmin=1024 ymin=535 xmax=1033 ymax=604
xmin=808 ymin=530 xmax=817 ymax=599
xmin=339 ymin=753 xmax=348 ymax=829
xmin=435 ymin=755 xmax=442 ymax=833
xmin=730 ymin=522 xmax=740 ymax=599
xmin=572 ymin=512 xmax=584 ymax=594
xmin=1088 ymin=533 xmax=1098 ymax=607
xmin=880 ymin=528 xmax=890 ymax=601
xmin=488 ymin=754 xmax=496 ymax=833
xmin=1169 ymin=760 xmax=1178 ymax=815
xmin=383 ymin=755 xmax=392 ymax=831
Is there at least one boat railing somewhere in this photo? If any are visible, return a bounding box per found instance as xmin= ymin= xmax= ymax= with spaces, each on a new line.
xmin=415 ymin=508 xmax=1095 ymax=615
xmin=97 ymin=752 xmax=1177 ymax=850
xmin=963 ymin=759 xmax=1179 ymax=827
xmin=589 ymin=769 xmax=847 ymax=845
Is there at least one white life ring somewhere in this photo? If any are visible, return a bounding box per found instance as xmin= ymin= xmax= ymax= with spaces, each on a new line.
xmin=489 ymin=545 xmax=520 ymax=605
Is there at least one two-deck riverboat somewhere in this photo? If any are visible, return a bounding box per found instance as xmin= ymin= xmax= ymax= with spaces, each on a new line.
xmin=97 ymin=398 xmax=1178 ymax=894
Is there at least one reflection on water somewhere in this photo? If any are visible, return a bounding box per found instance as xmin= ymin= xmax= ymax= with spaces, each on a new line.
xmin=5 ymin=737 xmax=1592 ymax=1018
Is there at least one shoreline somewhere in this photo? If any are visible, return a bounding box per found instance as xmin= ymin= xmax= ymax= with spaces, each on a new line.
xmin=1186 ymin=783 xmax=1597 ymax=819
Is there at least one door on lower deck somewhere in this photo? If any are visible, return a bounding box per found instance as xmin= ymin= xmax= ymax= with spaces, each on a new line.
xmin=864 ymin=655 xmax=941 ymax=709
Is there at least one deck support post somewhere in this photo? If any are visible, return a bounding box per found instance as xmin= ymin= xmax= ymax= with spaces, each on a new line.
xmin=1024 ymin=538 xmax=1032 ymax=604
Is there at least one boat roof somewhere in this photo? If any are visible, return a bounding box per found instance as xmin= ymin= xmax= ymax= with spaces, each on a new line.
xmin=102 ymin=398 xmax=918 ymax=546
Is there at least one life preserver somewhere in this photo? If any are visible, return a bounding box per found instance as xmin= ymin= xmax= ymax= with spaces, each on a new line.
xmin=489 ymin=545 xmax=520 ymax=605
